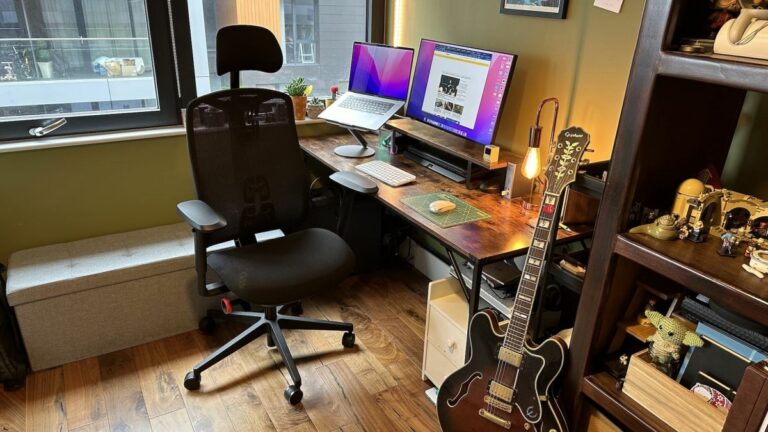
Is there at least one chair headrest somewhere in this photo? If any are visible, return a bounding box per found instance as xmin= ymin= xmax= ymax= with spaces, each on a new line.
xmin=216 ymin=25 xmax=283 ymax=76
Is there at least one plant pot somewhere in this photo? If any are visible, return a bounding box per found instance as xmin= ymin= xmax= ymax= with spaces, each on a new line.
xmin=291 ymin=95 xmax=307 ymax=121
xmin=306 ymin=104 xmax=324 ymax=119
xmin=324 ymin=98 xmax=335 ymax=108
xmin=37 ymin=62 xmax=53 ymax=80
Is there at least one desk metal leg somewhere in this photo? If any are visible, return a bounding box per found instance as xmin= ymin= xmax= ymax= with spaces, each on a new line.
xmin=466 ymin=261 xmax=483 ymax=361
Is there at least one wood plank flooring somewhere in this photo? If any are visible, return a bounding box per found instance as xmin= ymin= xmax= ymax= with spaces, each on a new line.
xmin=0 ymin=263 xmax=439 ymax=432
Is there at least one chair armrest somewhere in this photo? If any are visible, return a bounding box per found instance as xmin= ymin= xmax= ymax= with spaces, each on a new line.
xmin=177 ymin=200 xmax=227 ymax=232
xmin=329 ymin=171 xmax=378 ymax=195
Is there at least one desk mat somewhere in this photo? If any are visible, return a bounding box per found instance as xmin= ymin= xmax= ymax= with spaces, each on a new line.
xmin=400 ymin=192 xmax=491 ymax=228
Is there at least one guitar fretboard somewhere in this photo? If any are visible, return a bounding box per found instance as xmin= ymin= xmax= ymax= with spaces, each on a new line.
xmin=503 ymin=192 xmax=561 ymax=354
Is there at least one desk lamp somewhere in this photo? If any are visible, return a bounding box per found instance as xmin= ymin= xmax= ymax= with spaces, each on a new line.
xmin=522 ymin=97 xmax=559 ymax=210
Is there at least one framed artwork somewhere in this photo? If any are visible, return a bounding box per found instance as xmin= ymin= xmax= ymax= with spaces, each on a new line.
xmin=500 ymin=0 xmax=568 ymax=19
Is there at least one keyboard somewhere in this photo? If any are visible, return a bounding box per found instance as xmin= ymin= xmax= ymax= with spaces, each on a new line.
xmin=355 ymin=160 xmax=416 ymax=187
xmin=339 ymin=96 xmax=395 ymax=115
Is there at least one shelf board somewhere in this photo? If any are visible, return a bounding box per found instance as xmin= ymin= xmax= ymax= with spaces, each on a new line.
xmin=387 ymin=117 xmax=513 ymax=170
xmin=614 ymin=233 xmax=768 ymax=327
xmin=582 ymin=373 xmax=676 ymax=432
xmin=659 ymin=51 xmax=768 ymax=94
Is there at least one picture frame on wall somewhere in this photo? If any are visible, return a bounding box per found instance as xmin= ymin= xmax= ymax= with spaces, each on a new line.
xmin=500 ymin=0 xmax=568 ymax=19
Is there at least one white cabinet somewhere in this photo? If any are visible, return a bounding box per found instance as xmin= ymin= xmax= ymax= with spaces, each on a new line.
xmin=422 ymin=278 xmax=469 ymax=388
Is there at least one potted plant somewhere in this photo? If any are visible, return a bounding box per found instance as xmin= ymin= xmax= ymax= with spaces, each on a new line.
xmin=34 ymin=41 xmax=53 ymax=80
xmin=306 ymin=97 xmax=325 ymax=119
xmin=285 ymin=77 xmax=311 ymax=121
xmin=325 ymin=85 xmax=340 ymax=108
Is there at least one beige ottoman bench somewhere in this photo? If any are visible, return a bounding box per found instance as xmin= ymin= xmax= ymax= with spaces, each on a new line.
xmin=6 ymin=223 xmax=228 ymax=371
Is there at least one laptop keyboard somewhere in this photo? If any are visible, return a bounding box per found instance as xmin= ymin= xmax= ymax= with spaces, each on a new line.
xmin=339 ymin=96 xmax=395 ymax=115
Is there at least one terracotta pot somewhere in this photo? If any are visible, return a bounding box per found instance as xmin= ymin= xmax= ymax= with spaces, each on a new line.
xmin=306 ymin=104 xmax=324 ymax=119
xmin=291 ymin=95 xmax=307 ymax=121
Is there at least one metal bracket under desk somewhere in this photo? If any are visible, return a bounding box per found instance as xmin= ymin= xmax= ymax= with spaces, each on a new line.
xmin=445 ymin=247 xmax=484 ymax=361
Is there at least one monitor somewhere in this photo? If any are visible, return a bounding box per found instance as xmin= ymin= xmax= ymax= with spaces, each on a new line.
xmin=348 ymin=42 xmax=414 ymax=101
xmin=406 ymin=39 xmax=517 ymax=146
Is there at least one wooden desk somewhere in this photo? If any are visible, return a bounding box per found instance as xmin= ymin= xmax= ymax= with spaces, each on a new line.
xmin=299 ymin=133 xmax=588 ymax=351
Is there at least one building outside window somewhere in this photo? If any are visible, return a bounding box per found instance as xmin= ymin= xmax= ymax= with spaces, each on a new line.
xmin=188 ymin=0 xmax=367 ymax=99
xmin=0 ymin=0 xmax=160 ymax=122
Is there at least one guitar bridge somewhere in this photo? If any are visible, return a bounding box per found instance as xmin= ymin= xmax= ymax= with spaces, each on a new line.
xmin=479 ymin=409 xmax=512 ymax=429
xmin=489 ymin=380 xmax=514 ymax=403
xmin=484 ymin=395 xmax=513 ymax=413
xmin=498 ymin=347 xmax=522 ymax=367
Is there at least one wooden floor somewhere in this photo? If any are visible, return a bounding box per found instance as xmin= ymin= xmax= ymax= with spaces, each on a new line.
xmin=0 ymin=263 xmax=439 ymax=432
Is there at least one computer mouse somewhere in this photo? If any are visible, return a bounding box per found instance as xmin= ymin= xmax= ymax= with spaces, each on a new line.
xmin=429 ymin=200 xmax=457 ymax=214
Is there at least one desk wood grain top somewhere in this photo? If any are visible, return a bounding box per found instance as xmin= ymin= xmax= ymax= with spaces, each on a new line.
xmin=300 ymin=133 xmax=587 ymax=263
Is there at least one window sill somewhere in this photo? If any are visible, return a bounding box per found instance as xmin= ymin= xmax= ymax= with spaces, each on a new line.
xmin=0 ymin=119 xmax=328 ymax=154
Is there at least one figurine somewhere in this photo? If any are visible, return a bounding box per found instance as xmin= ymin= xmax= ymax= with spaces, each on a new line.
xmin=629 ymin=214 xmax=680 ymax=240
xmin=645 ymin=310 xmax=704 ymax=376
xmin=678 ymin=224 xmax=690 ymax=240
xmin=688 ymin=220 xmax=708 ymax=243
xmin=718 ymin=232 xmax=738 ymax=257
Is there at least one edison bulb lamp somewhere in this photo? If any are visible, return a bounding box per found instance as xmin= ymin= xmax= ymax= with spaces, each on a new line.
xmin=522 ymin=146 xmax=541 ymax=180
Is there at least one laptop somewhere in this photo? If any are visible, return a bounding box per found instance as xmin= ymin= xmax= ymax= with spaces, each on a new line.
xmin=320 ymin=42 xmax=414 ymax=131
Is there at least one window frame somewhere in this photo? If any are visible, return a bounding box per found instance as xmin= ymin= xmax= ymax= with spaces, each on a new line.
xmin=0 ymin=0 xmax=385 ymax=144
xmin=0 ymin=0 xmax=184 ymax=142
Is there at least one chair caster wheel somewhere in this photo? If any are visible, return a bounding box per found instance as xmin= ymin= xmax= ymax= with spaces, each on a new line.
xmin=198 ymin=316 xmax=216 ymax=334
xmin=284 ymin=385 xmax=303 ymax=405
xmin=291 ymin=303 xmax=304 ymax=315
xmin=184 ymin=371 xmax=201 ymax=391
xmin=342 ymin=332 xmax=356 ymax=348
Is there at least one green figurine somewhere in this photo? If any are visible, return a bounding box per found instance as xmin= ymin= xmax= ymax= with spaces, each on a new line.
xmin=645 ymin=310 xmax=704 ymax=376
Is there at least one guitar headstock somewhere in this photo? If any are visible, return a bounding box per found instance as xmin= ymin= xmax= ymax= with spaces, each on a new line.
xmin=544 ymin=126 xmax=591 ymax=195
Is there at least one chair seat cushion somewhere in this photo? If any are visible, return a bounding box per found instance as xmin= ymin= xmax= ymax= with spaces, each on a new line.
xmin=207 ymin=228 xmax=354 ymax=306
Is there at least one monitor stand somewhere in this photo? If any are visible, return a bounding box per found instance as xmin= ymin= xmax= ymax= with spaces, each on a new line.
xmin=335 ymin=129 xmax=376 ymax=158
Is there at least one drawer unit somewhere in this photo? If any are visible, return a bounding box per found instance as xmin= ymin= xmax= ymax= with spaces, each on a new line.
xmin=422 ymin=278 xmax=469 ymax=388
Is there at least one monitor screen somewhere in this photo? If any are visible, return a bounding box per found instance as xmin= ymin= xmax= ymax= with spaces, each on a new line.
xmin=349 ymin=42 xmax=414 ymax=101
xmin=406 ymin=40 xmax=517 ymax=146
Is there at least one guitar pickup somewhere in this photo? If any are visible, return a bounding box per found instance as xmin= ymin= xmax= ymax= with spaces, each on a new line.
xmin=489 ymin=380 xmax=514 ymax=403
xmin=484 ymin=395 xmax=513 ymax=413
xmin=479 ymin=409 xmax=512 ymax=429
xmin=498 ymin=347 xmax=522 ymax=367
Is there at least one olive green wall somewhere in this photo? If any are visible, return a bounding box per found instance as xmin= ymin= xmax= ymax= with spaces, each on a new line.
xmin=0 ymin=123 xmax=339 ymax=263
xmin=387 ymin=0 xmax=645 ymax=162
xmin=0 ymin=136 xmax=193 ymax=263
xmin=723 ymin=92 xmax=768 ymax=199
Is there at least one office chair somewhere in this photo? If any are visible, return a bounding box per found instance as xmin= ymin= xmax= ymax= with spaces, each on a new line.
xmin=177 ymin=25 xmax=373 ymax=404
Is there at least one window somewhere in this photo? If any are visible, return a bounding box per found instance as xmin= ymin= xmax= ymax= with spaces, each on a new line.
xmin=283 ymin=0 xmax=318 ymax=65
xmin=188 ymin=0 xmax=368 ymax=99
xmin=0 ymin=0 xmax=181 ymax=141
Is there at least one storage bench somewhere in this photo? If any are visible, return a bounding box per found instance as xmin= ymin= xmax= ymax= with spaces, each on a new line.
xmin=6 ymin=223 xmax=225 ymax=371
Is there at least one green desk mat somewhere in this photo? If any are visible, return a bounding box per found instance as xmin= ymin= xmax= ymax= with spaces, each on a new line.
xmin=400 ymin=192 xmax=490 ymax=228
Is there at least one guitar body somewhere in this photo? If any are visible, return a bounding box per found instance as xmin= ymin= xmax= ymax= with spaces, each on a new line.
xmin=437 ymin=310 xmax=569 ymax=432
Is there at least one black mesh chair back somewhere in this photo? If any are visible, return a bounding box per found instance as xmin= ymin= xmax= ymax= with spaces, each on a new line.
xmin=186 ymin=90 xmax=307 ymax=247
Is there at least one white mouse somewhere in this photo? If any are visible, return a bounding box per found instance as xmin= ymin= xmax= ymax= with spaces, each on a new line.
xmin=429 ymin=200 xmax=456 ymax=214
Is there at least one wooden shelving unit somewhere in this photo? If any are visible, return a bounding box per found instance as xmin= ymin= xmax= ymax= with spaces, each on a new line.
xmin=615 ymin=234 xmax=768 ymax=326
xmin=560 ymin=1 xmax=768 ymax=430
xmin=582 ymin=373 xmax=676 ymax=432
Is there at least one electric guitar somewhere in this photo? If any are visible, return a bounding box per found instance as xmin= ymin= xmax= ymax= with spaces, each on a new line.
xmin=437 ymin=127 xmax=591 ymax=432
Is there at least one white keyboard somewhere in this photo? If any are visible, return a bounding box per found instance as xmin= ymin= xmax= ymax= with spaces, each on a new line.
xmin=355 ymin=160 xmax=416 ymax=187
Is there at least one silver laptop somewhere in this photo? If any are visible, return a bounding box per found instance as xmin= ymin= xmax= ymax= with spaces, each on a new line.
xmin=320 ymin=42 xmax=414 ymax=131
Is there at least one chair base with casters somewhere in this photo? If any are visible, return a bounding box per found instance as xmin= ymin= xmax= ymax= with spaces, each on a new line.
xmin=183 ymin=301 xmax=355 ymax=404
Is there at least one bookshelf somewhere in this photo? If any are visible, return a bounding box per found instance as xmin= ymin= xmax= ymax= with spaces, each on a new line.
xmin=561 ymin=1 xmax=768 ymax=430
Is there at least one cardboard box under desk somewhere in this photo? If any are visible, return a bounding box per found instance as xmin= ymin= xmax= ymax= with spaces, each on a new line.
xmin=623 ymin=349 xmax=726 ymax=432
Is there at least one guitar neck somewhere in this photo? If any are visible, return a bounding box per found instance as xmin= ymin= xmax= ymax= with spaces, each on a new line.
xmin=503 ymin=191 xmax=562 ymax=353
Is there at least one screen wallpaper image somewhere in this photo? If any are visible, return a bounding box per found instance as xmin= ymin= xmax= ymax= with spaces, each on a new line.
xmin=406 ymin=40 xmax=516 ymax=146
xmin=349 ymin=43 xmax=414 ymax=100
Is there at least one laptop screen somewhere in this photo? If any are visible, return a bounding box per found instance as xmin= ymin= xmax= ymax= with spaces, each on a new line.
xmin=348 ymin=42 xmax=414 ymax=101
